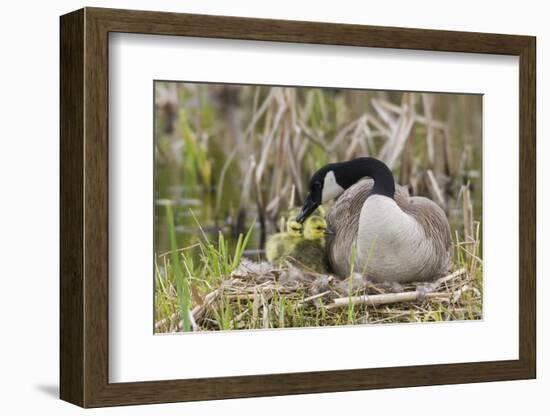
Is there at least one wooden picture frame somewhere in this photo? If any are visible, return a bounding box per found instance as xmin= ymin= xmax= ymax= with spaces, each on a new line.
xmin=60 ymin=7 xmax=536 ymax=408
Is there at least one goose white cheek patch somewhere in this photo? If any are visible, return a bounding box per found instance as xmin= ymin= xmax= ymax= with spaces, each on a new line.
xmin=322 ymin=171 xmax=345 ymax=202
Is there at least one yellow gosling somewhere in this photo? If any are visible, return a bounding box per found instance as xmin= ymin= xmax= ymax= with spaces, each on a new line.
xmin=265 ymin=216 xmax=303 ymax=265
xmin=288 ymin=215 xmax=330 ymax=274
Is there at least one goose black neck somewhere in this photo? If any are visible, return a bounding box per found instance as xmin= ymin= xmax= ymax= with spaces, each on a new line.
xmin=337 ymin=157 xmax=395 ymax=199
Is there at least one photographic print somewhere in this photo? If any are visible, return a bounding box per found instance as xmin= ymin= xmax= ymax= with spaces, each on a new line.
xmin=60 ymin=9 xmax=535 ymax=406
xmin=154 ymin=82 xmax=482 ymax=333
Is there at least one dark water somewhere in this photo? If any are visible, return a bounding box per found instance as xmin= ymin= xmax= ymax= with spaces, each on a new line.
xmin=154 ymin=164 xmax=263 ymax=259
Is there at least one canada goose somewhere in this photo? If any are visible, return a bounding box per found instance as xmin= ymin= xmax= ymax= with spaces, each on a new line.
xmin=289 ymin=215 xmax=330 ymax=274
xmin=265 ymin=215 xmax=303 ymax=265
xmin=296 ymin=157 xmax=451 ymax=282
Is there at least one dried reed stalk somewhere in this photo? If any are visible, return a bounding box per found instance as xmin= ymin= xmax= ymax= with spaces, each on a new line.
xmin=327 ymin=269 xmax=465 ymax=310
xmin=462 ymin=182 xmax=474 ymax=242
xmin=327 ymin=291 xmax=450 ymax=310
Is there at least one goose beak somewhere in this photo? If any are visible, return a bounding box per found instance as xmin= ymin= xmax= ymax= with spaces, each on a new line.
xmin=296 ymin=194 xmax=319 ymax=223
xmin=324 ymin=229 xmax=334 ymax=236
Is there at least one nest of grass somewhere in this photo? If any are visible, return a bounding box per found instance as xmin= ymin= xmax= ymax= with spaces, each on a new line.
xmin=156 ymin=258 xmax=481 ymax=332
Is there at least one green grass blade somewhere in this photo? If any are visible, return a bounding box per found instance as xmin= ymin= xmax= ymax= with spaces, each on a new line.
xmin=347 ymin=244 xmax=357 ymax=324
xmin=166 ymin=204 xmax=191 ymax=332
xmin=231 ymin=219 xmax=256 ymax=270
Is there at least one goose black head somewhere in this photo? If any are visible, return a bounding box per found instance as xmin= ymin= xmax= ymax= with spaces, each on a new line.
xmin=296 ymin=164 xmax=345 ymax=223
xmin=296 ymin=157 xmax=395 ymax=223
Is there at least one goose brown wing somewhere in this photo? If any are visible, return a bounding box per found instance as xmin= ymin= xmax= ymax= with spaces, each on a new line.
xmin=402 ymin=196 xmax=452 ymax=274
